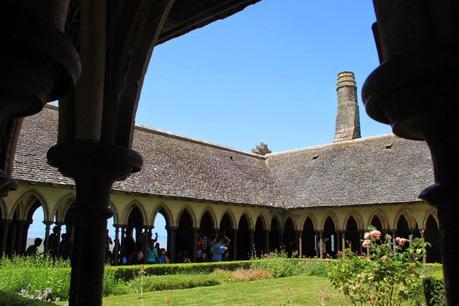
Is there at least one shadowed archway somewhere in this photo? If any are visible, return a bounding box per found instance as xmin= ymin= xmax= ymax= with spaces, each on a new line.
xmin=254 ymin=216 xmax=266 ymax=257
xmin=283 ymin=218 xmax=296 ymax=257
xmin=323 ymin=217 xmax=337 ymax=257
xmin=425 ymin=215 xmax=440 ymax=263
xmin=345 ymin=216 xmax=360 ymax=253
xmin=302 ymin=217 xmax=315 ymax=257
xmin=269 ymin=217 xmax=281 ymax=252
xmin=219 ymin=212 xmax=235 ymax=260
xmin=237 ymin=214 xmax=251 ymax=260
xmin=176 ymin=209 xmax=194 ymax=262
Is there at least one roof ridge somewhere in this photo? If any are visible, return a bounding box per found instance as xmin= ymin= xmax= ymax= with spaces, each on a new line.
xmin=42 ymin=104 xmax=265 ymax=159
xmin=134 ymin=125 xmax=266 ymax=159
xmin=266 ymin=134 xmax=397 ymax=156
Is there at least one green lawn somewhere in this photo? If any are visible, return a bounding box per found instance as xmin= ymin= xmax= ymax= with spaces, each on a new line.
xmin=102 ymin=276 xmax=351 ymax=306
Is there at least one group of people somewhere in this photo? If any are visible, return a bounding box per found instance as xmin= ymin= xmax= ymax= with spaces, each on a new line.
xmin=195 ymin=231 xmax=231 ymax=262
xmin=25 ymin=226 xmax=73 ymax=259
xmin=118 ymin=230 xmax=170 ymax=265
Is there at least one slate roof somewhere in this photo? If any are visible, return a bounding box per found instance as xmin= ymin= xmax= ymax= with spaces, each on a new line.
xmin=12 ymin=106 xmax=434 ymax=209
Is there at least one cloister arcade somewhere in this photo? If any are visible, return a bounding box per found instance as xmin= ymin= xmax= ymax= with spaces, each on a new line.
xmin=0 ymin=182 xmax=441 ymax=263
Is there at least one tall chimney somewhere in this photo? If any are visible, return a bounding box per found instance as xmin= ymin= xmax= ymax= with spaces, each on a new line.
xmin=333 ymin=71 xmax=361 ymax=142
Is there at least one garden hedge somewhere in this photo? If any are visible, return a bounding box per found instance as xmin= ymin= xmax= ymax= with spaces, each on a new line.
xmin=423 ymin=274 xmax=445 ymax=306
xmin=106 ymin=260 xmax=253 ymax=281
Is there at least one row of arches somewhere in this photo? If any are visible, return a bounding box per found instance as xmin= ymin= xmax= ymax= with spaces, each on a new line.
xmin=0 ymin=189 xmax=441 ymax=263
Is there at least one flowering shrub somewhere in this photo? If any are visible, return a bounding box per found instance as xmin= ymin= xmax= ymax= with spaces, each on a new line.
xmin=328 ymin=228 xmax=428 ymax=306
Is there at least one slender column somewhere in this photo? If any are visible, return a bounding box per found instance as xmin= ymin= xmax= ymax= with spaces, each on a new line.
xmin=296 ymin=230 xmax=303 ymax=258
xmin=359 ymin=230 xmax=365 ymax=254
xmin=420 ymin=229 xmax=427 ymax=263
xmin=143 ymin=225 xmax=153 ymax=263
xmin=43 ymin=221 xmax=53 ymax=252
xmin=391 ymin=230 xmax=397 ymax=254
xmin=232 ymin=229 xmax=238 ymax=260
xmin=318 ymin=231 xmax=324 ymax=259
xmin=113 ymin=224 xmax=120 ymax=265
xmin=15 ymin=220 xmax=27 ymax=254
xmin=248 ymin=230 xmax=255 ymax=259
xmin=340 ymin=231 xmax=346 ymax=252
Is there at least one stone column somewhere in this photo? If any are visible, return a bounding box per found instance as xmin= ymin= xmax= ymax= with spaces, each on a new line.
xmin=296 ymin=230 xmax=303 ymax=258
xmin=43 ymin=220 xmax=53 ymax=252
xmin=340 ymin=231 xmax=346 ymax=252
xmin=363 ymin=1 xmax=459 ymax=304
xmin=420 ymin=229 xmax=427 ymax=264
xmin=47 ymin=141 xmax=142 ymax=305
xmin=113 ymin=224 xmax=120 ymax=265
xmin=248 ymin=230 xmax=255 ymax=259
xmin=318 ymin=231 xmax=324 ymax=259
xmin=359 ymin=230 xmax=365 ymax=254
xmin=16 ymin=220 xmax=28 ymax=254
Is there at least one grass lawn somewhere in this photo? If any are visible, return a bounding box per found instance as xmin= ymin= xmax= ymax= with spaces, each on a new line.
xmin=102 ymin=276 xmax=351 ymax=306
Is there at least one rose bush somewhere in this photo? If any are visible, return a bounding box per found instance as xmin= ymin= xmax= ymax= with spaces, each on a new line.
xmin=328 ymin=227 xmax=428 ymax=306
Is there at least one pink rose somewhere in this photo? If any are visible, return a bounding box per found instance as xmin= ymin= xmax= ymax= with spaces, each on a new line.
xmin=396 ymin=237 xmax=408 ymax=246
xmin=370 ymin=230 xmax=381 ymax=240
xmin=364 ymin=232 xmax=371 ymax=240
xmin=362 ymin=240 xmax=371 ymax=248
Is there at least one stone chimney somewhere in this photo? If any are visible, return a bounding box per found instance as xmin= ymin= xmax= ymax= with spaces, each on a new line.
xmin=333 ymin=71 xmax=361 ymax=142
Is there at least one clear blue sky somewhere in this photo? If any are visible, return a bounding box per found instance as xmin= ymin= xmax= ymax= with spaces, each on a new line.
xmin=136 ymin=0 xmax=388 ymax=153
xmin=29 ymin=1 xmax=387 ymax=247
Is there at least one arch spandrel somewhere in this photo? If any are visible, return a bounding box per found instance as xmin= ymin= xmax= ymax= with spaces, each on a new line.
xmin=422 ymin=208 xmax=439 ymax=229
xmin=320 ymin=211 xmax=340 ymax=231
xmin=121 ymin=200 xmax=148 ymax=225
xmin=10 ymin=189 xmax=50 ymax=221
xmin=175 ymin=206 xmax=197 ymax=228
xmin=342 ymin=211 xmax=364 ymax=231
xmin=198 ymin=207 xmax=218 ymax=229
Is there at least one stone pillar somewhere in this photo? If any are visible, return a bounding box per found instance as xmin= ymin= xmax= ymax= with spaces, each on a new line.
xmin=341 ymin=231 xmax=346 ymax=252
xmin=363 ymin=2 xmax=459 ymax=303
xmin=47 ymin=142 xmax=142 ymax=305
xmin=16 ymin=220 xmax=28 ymax=254
xmin=333 ymin=72 xmax=361 ymax=143
xmin=391 ymin=230 xmax=397 ymax=254
xmin=113 ymin=224 xmax=120 ymax=265
xmin=420 ymin=229 xmax=427 ymax=264
xmin=318 ymin=231 xmax=324 ymax=259
xmin=43 ymin=221 xmax=53 ymax=252
xmin=248 ymin=230 xmax=255 ymax=259
xmin=359 ymin=230 xmax=365 ymax=254
xmin=143 ymin=225 xmax=153 ymax=263
xmin=296 ymin=230 xmax=303 ymax=258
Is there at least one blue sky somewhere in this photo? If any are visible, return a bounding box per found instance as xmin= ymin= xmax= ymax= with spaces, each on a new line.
xmin=29 ymin=1 xmax=386 ymax=247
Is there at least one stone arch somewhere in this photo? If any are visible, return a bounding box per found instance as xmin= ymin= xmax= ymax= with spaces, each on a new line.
xmin=320 ymin=212 xmax=340 ymax=231
xmin=198 ymin=207 xmax=217 ymax=230
xmin=394 ymin=209 xmax=417 ymax=230
xmin=302 ymin=217 xmax=315 ymax=257
xmin=424 ymin=214 xmax=441 ymax=263
xmin=344 ymin=215 xmax=360 ymax=253
xmin=322 ymin=216 xmax=338 ymax=257
xmin=151 ymin=203 xmax=173 ymax=227
xmin=283 ymin=217 xmax=296 ymax=256
xmin=122 ymin=200 xmax=147 ymax=225
xmin=342 ymin=211 xmax=364 ymax=231
xmin=176 ymin=206 xmax=197 ymax=228
xmin=422 ymin=208 xmax=439 ymax=230
xmin=11 ymin=189 xmax=49 ymax=221
xmin=108 ymin=202 xmax=120 ymax=225
xmin=237 ymin=213 xmax=251 ymax=260
xmin=301 ymin=214 xmax=318 ymax=231
xmin=395 ymin=212 xmax=412 ymax=239
xmin=52 ymin=193 xmax=76 ymax=223
xmin=269 ymin=215 xmax=282 ymax=252
xmin=254 ymin=215 xmax=267 ymax=257
xmin=175 ymin=207 xmax=195 ymax=261
xmin=237 ymin=212 xmax=254 ymax=231
xmin=219 ymin=209 xmax=237 ymax=230
xmin=367 ymin=209 xmax=390 ymax=230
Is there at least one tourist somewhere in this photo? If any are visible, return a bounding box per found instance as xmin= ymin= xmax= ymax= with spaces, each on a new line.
xmin=211 ymin=239 xmax=227 ymax=262
xmin=159 ymin=248 xmax=169 ymax=264
xmin=145 ymin=240 xmax=156 ymax=264
xmin=48 ymin=226 xmax=60 ymax=258
xmin=60 ymin=233 xmax=72 ymax=260
xmin=25 ymin=238 xmax=42 ymax=256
